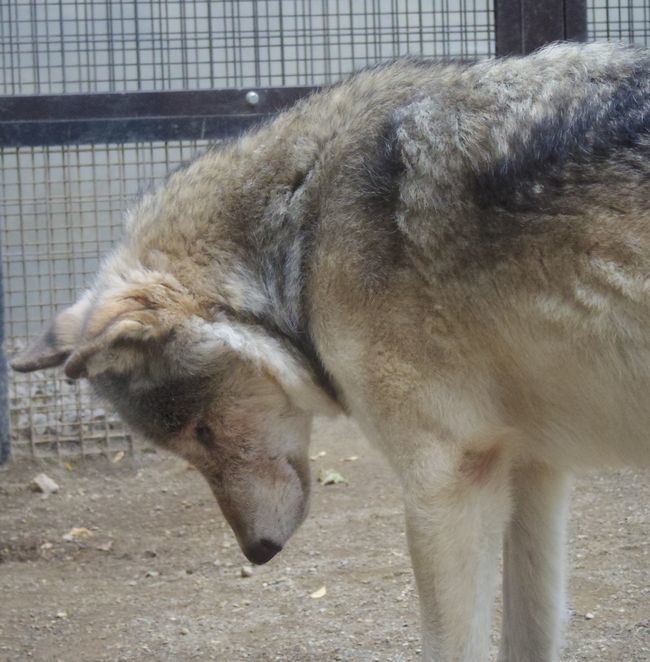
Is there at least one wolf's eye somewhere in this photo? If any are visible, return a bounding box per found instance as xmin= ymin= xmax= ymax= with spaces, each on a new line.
xmin=195 ymin=421 xmax=214 ymax=447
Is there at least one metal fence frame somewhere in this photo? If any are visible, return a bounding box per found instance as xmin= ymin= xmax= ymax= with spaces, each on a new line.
xmin=0 ymin=1 xmax=587 ymax=150
xmin=0 ymin=245 xmax=7 ymax=464
xmin=0 ymin=0 xmax=587 ymax=463
xmin=495 ymin=0 xmax=586 ymax=55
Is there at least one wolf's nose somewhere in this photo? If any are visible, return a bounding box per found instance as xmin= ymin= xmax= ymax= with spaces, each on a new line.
xmin=245 ymin=539 xmax=282 ymax=565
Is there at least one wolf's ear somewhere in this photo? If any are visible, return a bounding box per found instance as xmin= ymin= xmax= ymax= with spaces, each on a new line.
xmin=12 ymin=274 xmax=199 ymax=380
xmin=62 ymin=277 xmax=199 ymax=379
xmin=10 ymin=294 xmax=92 ymax=373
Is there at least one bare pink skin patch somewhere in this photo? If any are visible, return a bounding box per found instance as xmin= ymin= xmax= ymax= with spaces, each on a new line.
xmin=459 ymin=445 xmax=502 ymax=485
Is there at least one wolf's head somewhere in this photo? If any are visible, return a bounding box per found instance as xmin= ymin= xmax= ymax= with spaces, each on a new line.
xmin=11 ymin=251 xmax=338 ymax=564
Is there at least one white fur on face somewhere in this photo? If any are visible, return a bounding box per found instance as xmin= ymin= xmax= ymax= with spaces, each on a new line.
xmin=188 ymin=316 xmax=341 ymax=416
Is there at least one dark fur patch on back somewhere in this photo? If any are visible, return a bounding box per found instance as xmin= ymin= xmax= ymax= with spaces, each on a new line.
xmin=359 ymin=118 xmax=406 ymax=215
xmin=473 ymin=70 xmax=650 ymax=213
xmin=344 ymin=117 xmax=406 ymax=284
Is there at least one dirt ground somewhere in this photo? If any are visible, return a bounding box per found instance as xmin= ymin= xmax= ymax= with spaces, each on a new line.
xmin=1 ymin=416 xmax=648 ymax=661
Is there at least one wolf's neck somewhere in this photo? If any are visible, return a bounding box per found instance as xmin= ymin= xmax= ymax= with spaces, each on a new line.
xmin=244 ymin=162 xmax=340 ymax=401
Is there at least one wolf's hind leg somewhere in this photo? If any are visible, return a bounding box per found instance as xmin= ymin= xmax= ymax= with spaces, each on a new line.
xmin=404 ymin=441 xmax=512 ymax=662
xmin=498 ymin=463 xmax=571 ymax=662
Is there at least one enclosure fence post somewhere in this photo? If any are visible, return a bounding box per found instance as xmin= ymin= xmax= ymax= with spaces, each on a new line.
xmin=0 ymin=239 xmax=9 ymax=465
xmin=496 ymin=0 xmax=587 ymax=56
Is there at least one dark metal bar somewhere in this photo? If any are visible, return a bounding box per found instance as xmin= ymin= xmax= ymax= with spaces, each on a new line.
xmin=0 ymin=87 xmax=315 ymax=121
xmin=564 ymin=0 xmax=588 ymax=42
xmin=0 ymin=87 xmax=317 ymax=147
xmin=0 ymin=239 xmax=8 ymax=465
xmin=1 ymin=116 xmax=278 ymax=147
xmin=495 ymin=0 xmax=524 ymax=57
xmin=496 ymin=0 xmax=587 ymax=56
xmin=522 ymin=0 xmax=565 ymax=54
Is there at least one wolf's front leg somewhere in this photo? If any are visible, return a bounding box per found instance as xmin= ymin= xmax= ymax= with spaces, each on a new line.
xmin=404 ymin=443 xmax=513 ymax=662
xmin=498 ymin=463 xmax=571 ymax=662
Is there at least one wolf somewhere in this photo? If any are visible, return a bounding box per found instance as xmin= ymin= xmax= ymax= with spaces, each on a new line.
xmin=11 ymin=41 xmax=650 ymax=660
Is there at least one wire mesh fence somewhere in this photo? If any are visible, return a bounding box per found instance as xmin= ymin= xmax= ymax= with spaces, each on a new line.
xmin=588 ymin=0 xmax=649 ymax=45
xmin=1 ymin=0 xmax=649 ymax=461
xmin=3 ymin=141 xmax=212 ymax=460
xmin=0 ymin=0 xmax=495 ymax=95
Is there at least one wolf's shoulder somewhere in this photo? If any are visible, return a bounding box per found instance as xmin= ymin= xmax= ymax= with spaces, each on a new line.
xmin=384 ymin=42 xmax=650 ymax=217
